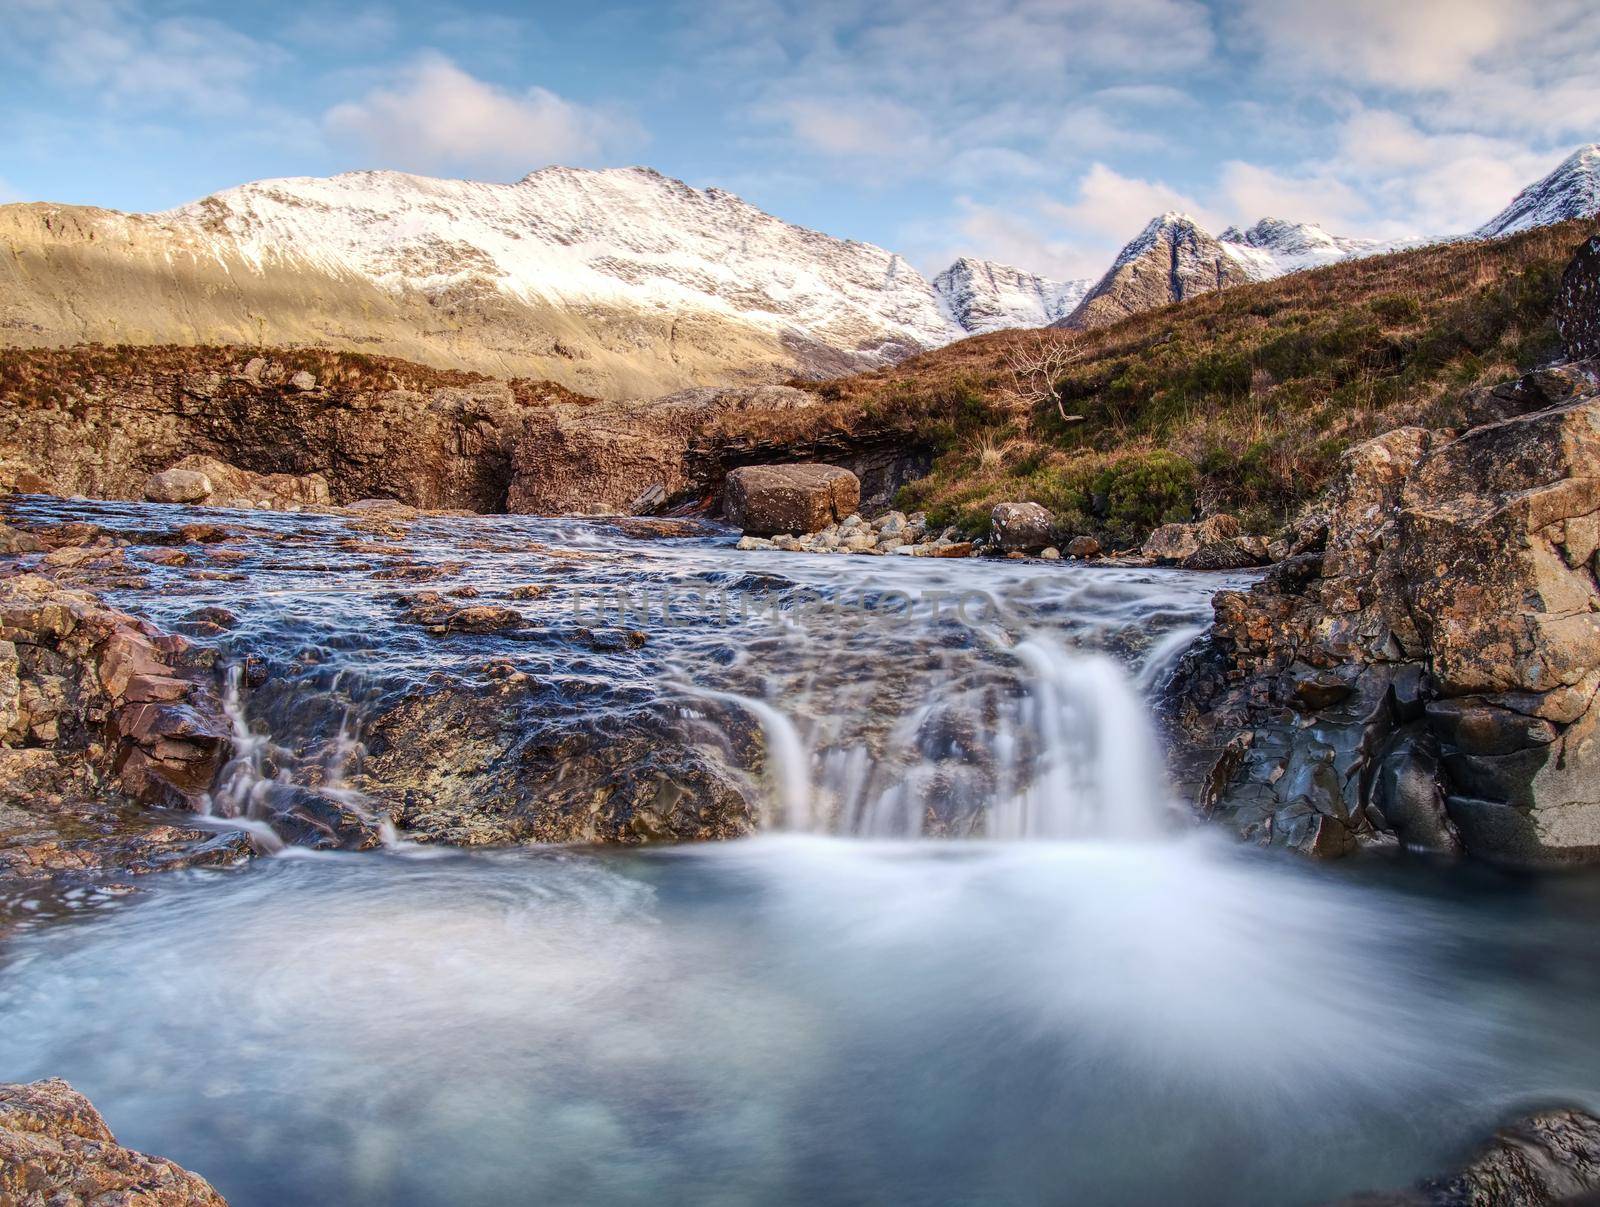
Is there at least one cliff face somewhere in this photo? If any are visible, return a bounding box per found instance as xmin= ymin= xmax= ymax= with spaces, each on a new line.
xmin=0 ymin=348 xmax=548 ymax=511
xmin=1169 ymin=358 xmax=1600 ymax=867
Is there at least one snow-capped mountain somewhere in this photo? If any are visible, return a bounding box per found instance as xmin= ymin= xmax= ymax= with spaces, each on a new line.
xmin=0 ymin=166 xmax=962 ymax=398
xmin=4 ymin=143 xmax=1599 ymax=393
xmin=1477 ymin=144 xmax=1600 ymax=239
xmin=932 ymin=257 xmax=1090 ymax=335
xmin=1217 ymin=218 xmax=1399 ymax=276
xmin=1060 ymin=212 xmax=1405 ymax=329
xmin=170 ymin=166 xmax=955 ymax=361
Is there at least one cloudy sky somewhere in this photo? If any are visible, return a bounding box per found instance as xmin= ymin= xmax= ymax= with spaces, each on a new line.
xmin=2 ymin=0 xmax=1596 ymax=279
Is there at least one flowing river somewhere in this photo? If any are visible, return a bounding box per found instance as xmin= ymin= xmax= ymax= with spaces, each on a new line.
xmin=2 ymin=498 xmax=1600 ymax=1205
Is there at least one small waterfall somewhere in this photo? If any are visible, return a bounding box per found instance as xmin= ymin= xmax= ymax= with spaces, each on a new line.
xmin=986 ymin=640 xmax=1172 ymax=840
xmin=202 ymin=664 xmax=400 ymax=852
xmin=701 ymin=636 xmax=1175 ymax=841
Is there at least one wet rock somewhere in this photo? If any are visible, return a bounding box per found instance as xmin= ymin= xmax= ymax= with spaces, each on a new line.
xmin=1332 ymin=1107 xmax=1600 ymax=1206
xmin=0 ymin=1077 xmax=228 ymax=1205
xmin=1558 ymin=234 xmax=1600 ymax=362
xmin=1066 ymin=535 xmax=1102 ymax=559
xmin=991 ymin=501 xmax=1053 ymax=551
xmin=143 ymin=468 xmax=214 ymax=504
xmin=724 ymin=463 xmax=861 ymax=535
xmin=1167 ymin=364 xmax=1600 ymax=865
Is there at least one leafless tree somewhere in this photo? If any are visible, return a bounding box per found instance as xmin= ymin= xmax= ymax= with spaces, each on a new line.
xmin=1000 ymin=330 xmax=1084 ymax=429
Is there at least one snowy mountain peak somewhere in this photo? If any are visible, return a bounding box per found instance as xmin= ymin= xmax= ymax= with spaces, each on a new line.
xmin=932 ymin=257 xmax=1090 ymax=335
xmin=1477 ymin=144 xmax=1600 ymax=239
xmin=166 ymin=165 xmax=957 ymax=365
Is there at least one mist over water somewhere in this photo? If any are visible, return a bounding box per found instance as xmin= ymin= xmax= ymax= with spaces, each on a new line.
xmin=3 ymin=497 xmax=1600 ymax=1205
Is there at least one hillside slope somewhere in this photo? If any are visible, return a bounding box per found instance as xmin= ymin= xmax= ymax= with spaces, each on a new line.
xmin=809 ymin=218 xmax=1594 ymax=543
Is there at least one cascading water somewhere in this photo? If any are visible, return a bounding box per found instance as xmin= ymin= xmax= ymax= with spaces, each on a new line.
xmin=698 ymin=635 xmax=1176 ymax=840
xmin=4 ymin=497 xmax=1600 ymax=1207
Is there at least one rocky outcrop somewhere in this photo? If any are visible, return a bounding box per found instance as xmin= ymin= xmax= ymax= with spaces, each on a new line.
xmin=0 ymin=1078 xmax=227 ymax=1205
xmin=0 ymin=348 xmax=547 ymax=511
xmin=991 ymin=502 xmax=1054 ymax=552
xmin=506 ymin=385 xmax=928 ymax=516
xmin=0 ymin=533 xmax=253 ymax=886
xmin=1334 ymin=1108 xmax=1600 ymax=1206
xmin=1169 ymin=360 xmax=1600 ymax=865
xmin=725 ymin=464 xmax=860 ymax=535
xmin=144 ymin=456 xmax=331 ymax=512
xmin=1559 ymin=234 xmax=1600 ymax=361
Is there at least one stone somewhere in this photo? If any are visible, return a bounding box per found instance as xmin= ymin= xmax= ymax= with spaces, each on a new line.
xmin=1040 ymin=547 xmax=1061 ymax=560
xmin=507 ymin=385 xmax=921 ymax=516
xmin=736 ymin=535 xmax=775 ymax=551
xmin=990 ymin=501 xmax=1054 ymax=551
xmin=289 ymin=369 xmax=317 ymax=391
xmin=724 ymin=463 xmax=861 ymax=536
xmin=1333 ymin=1108 xmax=1600 ymax=1206
xmin=1141 ymin=513 xmax=1240 ymax=565
xmin=1065 ymin=535 xmax=1102 ymax=559
xmin=1557 ymin=234 xmax=1600 ymax=362
xmin=0 ymin=1077 xmax=227 ymax=1205
xmin=1167 ymin=367 xmax=1600 ymax=866
xmin=1180 ymin=537 xmax=1270 ymax=572
xmin=143 ymin=468 xmax=214 ymax=505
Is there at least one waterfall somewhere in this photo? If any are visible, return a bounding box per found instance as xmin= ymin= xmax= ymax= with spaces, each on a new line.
xmin=202 ymin=665 xmax=400 ymax=852
xmin=700 ymin=636 xmax=1176 ymax=841
xmin=985 ymin=640 xmax=1172 ymax=840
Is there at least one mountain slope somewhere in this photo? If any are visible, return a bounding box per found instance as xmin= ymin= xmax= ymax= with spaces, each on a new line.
xmin=932 ymin=257 xmax=1089 ymax=334
xmin=1478 ymin=144 xmax=1600 ymax=239
xmin=1 ymin=167 xmax=957 ymax=399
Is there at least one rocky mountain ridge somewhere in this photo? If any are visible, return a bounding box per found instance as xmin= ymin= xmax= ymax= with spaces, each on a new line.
xmin=931 ymin=257 xmax=1089 ymax=334
xmin=3 ymin=146 xmax=1598 ymax=392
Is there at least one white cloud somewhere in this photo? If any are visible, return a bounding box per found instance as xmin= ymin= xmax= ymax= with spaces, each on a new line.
xmin=906 ymin=163 xmax=1219 ymax=282
xmin=324 ymin=54 xmax=642 ymax=178
xmin=1231 ymin=0 xmax=1600 ymax=140
xmin=1041 ymin=163 xmax=1217 ymax=240
xmin=0 ymin=0 xmax=285 ymax=112
xmin=683 ymin=0 xmax=1215 ymax=182
xmin=769 ymin=96 xmax=936 ymax=160
xmin=1215 ymin=161 xmax=1372 ymax=232
xmin=1232 ymin=0 xmax=1519 ymax=90
xmin=285 ymin=5 xmax=398 ymax=51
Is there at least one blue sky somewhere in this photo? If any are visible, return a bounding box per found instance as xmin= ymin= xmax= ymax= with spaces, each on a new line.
xmin=2 ymin=0 xmax=1597 ymax=279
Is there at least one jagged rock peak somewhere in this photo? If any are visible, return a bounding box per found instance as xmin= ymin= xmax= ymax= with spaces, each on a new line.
xmin=1477 ymin=143 xmax=1600 ymax=239
xmin=933 ymin=256 xmax=1090 ymax=334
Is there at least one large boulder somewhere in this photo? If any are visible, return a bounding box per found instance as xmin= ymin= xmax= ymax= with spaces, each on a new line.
xmin=143 ymin=468 xmax=213 ymax=504
xmin=1142 ymin=513 xmax=1267 ymax=569
xmin=1169 ymin=367 xmax=1600 ymax=866
xmin=1558 ymin=234 xmax=1600 ymax=362
xmin=0 ymin=1077 xmax=227 ymax=1205
xmin=724 ymin=464 xmax=861 ymax=535
xmin=990 ymin=502 xmax=1054 ymax=551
